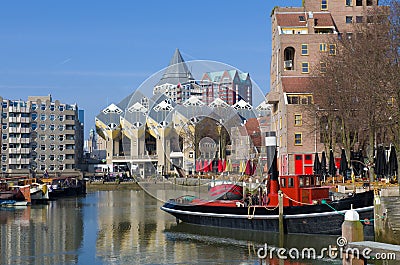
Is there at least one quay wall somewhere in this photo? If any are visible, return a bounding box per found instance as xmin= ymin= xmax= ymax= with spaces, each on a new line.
xmin=375 ymin=195 xmax=400 ymax=245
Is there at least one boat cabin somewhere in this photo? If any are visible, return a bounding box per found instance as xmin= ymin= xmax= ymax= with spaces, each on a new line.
xmin=276 ymin=175 xmax=330 ymax=207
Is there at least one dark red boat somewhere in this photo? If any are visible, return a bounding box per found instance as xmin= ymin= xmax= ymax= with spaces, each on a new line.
xmin=161 ymin=151 xmax=374 ymax=235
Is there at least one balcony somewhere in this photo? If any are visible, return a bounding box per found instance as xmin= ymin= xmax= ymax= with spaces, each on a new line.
xmin=8 ymin=148 xmax=29 ymax=154
xmin=20 ymin=138 xmax=30 ymax=144
xmin=8 ymin=127 xmax=18 ymax=133
xmin=8 ymin=106 xmax=29 ymax=113
xmin=8 ymin=158 xmax=28 ymax=164
xmin=20 ymin=117 xmax=30 ymax=123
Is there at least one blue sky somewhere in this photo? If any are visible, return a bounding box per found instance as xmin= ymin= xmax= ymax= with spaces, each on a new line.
xmin=0 ymin=0 xmax=300 ymax=138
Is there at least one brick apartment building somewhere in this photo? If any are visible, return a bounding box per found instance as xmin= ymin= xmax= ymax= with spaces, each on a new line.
xmin=266 ymin=0 xmax=379 ymax=175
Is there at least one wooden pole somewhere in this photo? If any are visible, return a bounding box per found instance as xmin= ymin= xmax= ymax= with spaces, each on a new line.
xmin=278 ymin=190 xmax=284 ymax=248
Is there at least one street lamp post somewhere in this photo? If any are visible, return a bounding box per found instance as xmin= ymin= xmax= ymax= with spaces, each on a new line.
xmin=216 ymin=122 xmax=222 ymax=160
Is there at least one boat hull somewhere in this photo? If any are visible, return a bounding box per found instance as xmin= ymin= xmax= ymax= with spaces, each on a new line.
xmin=48 ymin=186 xmax=86 ymax=199
xmin=161 ymin=190 xmax=374 ymax=236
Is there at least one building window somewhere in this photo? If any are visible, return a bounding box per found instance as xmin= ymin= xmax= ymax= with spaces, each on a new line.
xmin=367 ymin=0 xmax=372 ymax=5
xmin=31 ymin=103 xmax=37 ymax=110
xmin=49 ymin=134 xmax=55 ymax=141
xmin=294 ymin=114 xmax=302 ymax=126
xmin=59 ymin=105 xmax=64 ymax=111
xmin=40 ymin=134 xmax=46 ymax=141
xmin=59 ymin=115 xmax=64 ymax=122
xmin=287 ymin=95 xmax=313 ymax=105
xmin=40 ymin=164 xmax=46 ymax=171
xmin=50 ymin=144 xmax=55 ymax=151
xmin=50 ymin=124 xmax=55 ymax=131
xmin=356 ymin=0 xmax=362 ymax=6
xmin=41 ymin=104 xmax=46 ymax=111
xmin=329 ymin=44 xmax=336 ymax=55
xmin=50 ymin=154 xmax=55 ymax=161
xmin=50 ymin=114 xmax=55 ymax=121
xmin=301 ymin=44 xmax=308 ymax=55
xmin=295 ymin=133 xmax=303 ymax=145
xmin=59 ymin=135 xmax=64 ymax=141
xmin=40 ymin=114 xmax=46 ymax=121
xmin=58 ymin=155 xmax=64 ymax=161
xmin=32 ymin=113 xmax=37 ymax=120
xmin=301 ymin=62 xmax=309 ymax=73
xmin=284 ymin=47 xmax=295 ymax=70
xmin=40 ymin=124 xmax=46 ymax=131
xmin=2 ymin=113 xmax=7 ymax=119
xmin=32 ymin=143 xmax=37 ymax=150
xmin=319 ymin=43 xmax=327 ymax=52
xmin=50 ymin=104 xmax=55 ymax=111
xmin=59 ymin=145 xmax=64 ymax=151
xmin=1 ymin=155 xmax=6 ymax=162
xmin=2 ymin=144 xmax=7 ymax=151
xmin=40 ymin=154 xmax=46 ymax=161
xmin=40 ymin=144 xmax=46 ymax=151
xmin=58 ymin=125 xmax=64 ymax=131
xmin=321 ymin=0 xmax=328 ymax=10
xmin=1 ymin=124 xmax=6 ymax=130
xmin=346 ymin=16 xmax=353 ymax=24
xmin=2 ymin=165 xmax=7 ymax=172
xmin=2 ymin=134 xmax=7 ymax=140
xmin=356 ymin=16 xmax=363 ymax=23
xmin=346 ymin=0 xmax=352 ymax=6
xmin=320 ymin=62 xmax=327 ymax=73
xmin=58 ymin=164 xmax=64 ymax=171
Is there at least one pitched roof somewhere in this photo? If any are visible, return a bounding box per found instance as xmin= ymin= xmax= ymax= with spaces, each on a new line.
xmin=155 ymin=48 xmax=194 ymax=86
xmin=313 ymin=13 xmax=335 ymax=27
xmin=202 ymin=70 xmax=250 ymax=83
xmin=276 ymin=12 xmax=308 ymax=27
xmin=275 ymin=12 xmax=335 ymax=28
xmin=281 ymin=77 xmax=312 ymax=93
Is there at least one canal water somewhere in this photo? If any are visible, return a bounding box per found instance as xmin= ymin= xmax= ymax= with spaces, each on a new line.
xmin=0 ymin=188 xmax=383 ymax=265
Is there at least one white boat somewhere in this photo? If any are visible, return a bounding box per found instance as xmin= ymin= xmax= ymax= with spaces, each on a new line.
xmin=30 ymin=182 xmax=49 ymax=201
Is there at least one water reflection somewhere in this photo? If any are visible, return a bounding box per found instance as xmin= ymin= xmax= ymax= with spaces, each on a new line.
xmin=0 ymin=199 xmax=84 ymax=265
xmin=0 ymin=189 xmax=393 ymax=264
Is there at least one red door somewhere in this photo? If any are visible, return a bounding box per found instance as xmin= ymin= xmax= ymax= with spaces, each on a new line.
xmin=304 ymin=154 xmax=313 ymax=174
xmin=294 ymin=154 xmax=303 ymax=174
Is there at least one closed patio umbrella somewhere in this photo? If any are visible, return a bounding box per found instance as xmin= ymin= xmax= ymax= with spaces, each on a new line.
xmin=329 ymin=149 xmax=336 ymax=176
xmin=339 ymin=149 xmax=348 ymax=178
xmin=245 ymin=160 xmax=252 ymax=175
xmin=388 ymin=145 xmax=398 ymax=179
xmin=218 ymin=159 xmax=223 ymax=173
xmin=251 ymin=160 xmax=257 ymax=176
xmin=321 ymin=151 xmax=327 ymax=178
xmin=203 ymin=160 xmax=209 ymax=173
xmin=375 ymin=146 xmax=387 ymax=179
xmin=313 ymin=152 xmax=321 ymax=175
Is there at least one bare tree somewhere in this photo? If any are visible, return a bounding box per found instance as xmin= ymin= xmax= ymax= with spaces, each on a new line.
xmin=310 ymin=2 xmax=399 ymax=181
